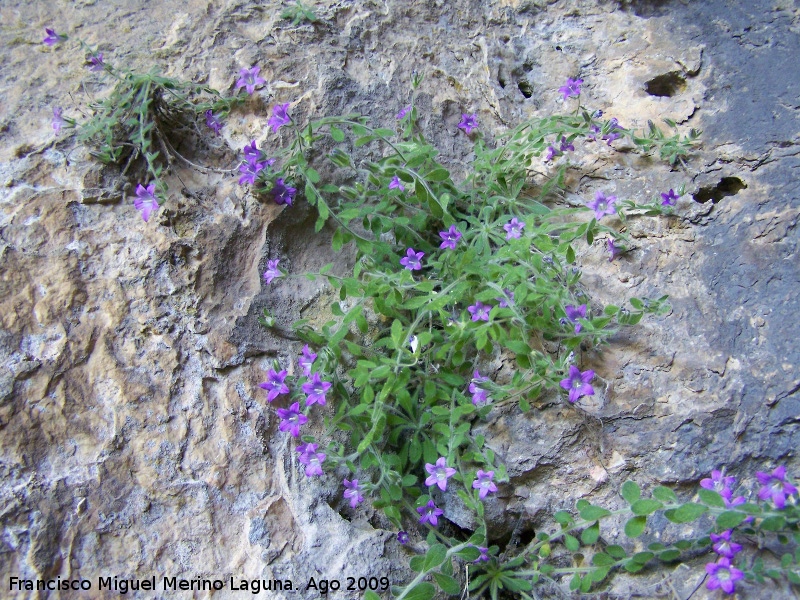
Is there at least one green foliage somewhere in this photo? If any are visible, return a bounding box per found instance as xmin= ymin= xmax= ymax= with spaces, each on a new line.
xmin=281 ymin=0 xmax=318 ymax=25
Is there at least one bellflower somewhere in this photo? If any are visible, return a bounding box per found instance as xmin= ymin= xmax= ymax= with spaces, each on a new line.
xmin=587 ymin=191 xmax=617 ymax=219
xmin=299 ymin=451 xmax=326 ymax=477
xmin=472 ymin=470 xmax=497 ymax=499
xmin=700 ymin=470 xmax=736 ymax=500
xmin=43 ymin=28 xmax=66 ymax=46
xmin=705 ymin=557 xmax=744 ymax=595
xmin=425 ymin=457 xmax=457 ymax=491
xmin=400 ymin=248 xmax=424 ymax=271
xmin=298 ymin=344 xmax=317 ymax=376
xmin=544 ymin=145 xmax=559 ymax=162
xmin=397 ymin=531 xmax=409 ymax=544
xmin=268 ymin=103 xmax=292 ymax=133
xmin=602 ymin=118 xmax=623 ymax=145
xmin=271 ymin=178 xmax=297 ymax=206
xmin=661 ymin=188 xmax=679 ymax=206
xmin=243 ymin=140 xmax=261 ymax=164
xmin=559 ymin=136 xmax=575 ymax=152
xmin=204 ymin=110 xmax=222 ymax=135
xmin=417 ymin=500 xmax=444 ymax=526
xmin=276 ymin=402 xmax=307 ymax=437
xmin=239 ymin=160 xmax=265 ymax=185
xmin=87 ymin=53 xmax=104 ymax=72
xmin=134 ymin=183 xmax=159 ymax=222
xmin=343 ymin=479 xmax=364 ymax=508
xmin=235 ymin=66 xmax=266 ymax=95
xmin=296 ymin=442 xmax=318 ymax=456
xmin=439 ymin=225 xmax=462 ymax=250
xmin=710 ymin=531 xmax=742 ymax=559
xmin=473 ymin=547 xmax=490 ymax=563
xmin=469 ymin=371 xmax=491 ymax=406
xmin=565 ymin=304 xmax=587 ymax=334
xmin=301 ymin=372 xmax=332 ymax=406
xmin=558 ymin=77 xmax=583 ymax=100
xmin=587 ymin=124 xmax=601 ymax=141
xmin=755 ymin=465 xmax=797 ymax=509
xmin=497 ymin=289 xmax=514 ymax=308
xmin=607 ymin=238 xmax=622 ymax=262
xmin=263 ymin=259 xmax=282 ymax=284
xmin=259 ymin=368 xmax=290 ymax=402
xmin=396 ymin=106 xmax=411 ymax=119
xmin=503 ymin=217 xmax=524 ymax=240
xmin=559 ymin=365 xmax=595 ymax=403
xmin=468 ymin=301 xmax=492 ymax=322
xmin=389 ymin=175 xmax=405 ymax=191
xmin=52 ymin=107 xmax=64 ymax=134
xmin=458 ymin=113 xmax=478 ymax=134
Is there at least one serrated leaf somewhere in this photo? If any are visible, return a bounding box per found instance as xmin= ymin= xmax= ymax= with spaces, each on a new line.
xmin=624 ymin=516 xmax=647 ymax=538
xmin=621 ymin=480 xmax=641 ymax=504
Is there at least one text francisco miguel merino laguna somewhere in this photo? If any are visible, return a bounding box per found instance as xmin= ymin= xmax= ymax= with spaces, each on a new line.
xmin=8 ymin=575 xmax=305 ymax=594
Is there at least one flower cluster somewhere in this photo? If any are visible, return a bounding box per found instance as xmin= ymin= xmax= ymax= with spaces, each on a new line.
xmin=238 ymin=139 xmax=297 ymax=206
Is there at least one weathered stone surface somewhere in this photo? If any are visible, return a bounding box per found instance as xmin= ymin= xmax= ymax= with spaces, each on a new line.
xmin=0 ymin=0 xmax=797 ymax=598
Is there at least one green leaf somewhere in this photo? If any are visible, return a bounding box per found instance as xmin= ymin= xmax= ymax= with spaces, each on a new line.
xmin=631 ymin=551 xmax=655 ymax=564
xmin=631 ymin=499 xmax=663 ymax=516
xmin=664 ymin=503 xmax=707 ymax=524
xmin=456 ymin=546 xmax=481 ymax=561
xmin=581 ymin=522 xmax=600 ymax=545
xmin=716 ymin=511 xmax=747 ymax=529
xmin=606 ymin=545 xmax=627 ymax=560
xmin=621 ymin=480 xmax=641 ymax=504
xmin=569 ymin=574 xmax=581 ymax=591
xmin=578 ymin=504 xmax=612 ymax=521
xmin=624 ymin=516 xmax=647 ymax=538
xmin=592 ymin=552 xmax=616 ymax=567
xmin=564 ymin=534 xmax=580 ymax=552
xmin=427 ymin=168 xmax=450 ymax=182
xmin=330 ymin=126 xmax=345 ymax=142
xmin=403 ymin=582 xmax=436 ymax=600
xmin=652 ymin=486 xmax=678 ymax=503
xmin=364 ymin=591 xmax=381 ymax=600
xmin=760 ymin=516 xmax=786 ymax=531
xmin=698 ymin=488 xmax=726 ymax=508
xmin=659 ymin=549 xmax=681 ymax=562
xmin=553 ymin=511 xmax=573 ymax=526
xmin=409 ymin=556 xmax=425 ymax=572
xmin=423 ymin=544 xmax=448 ymax=570
xmin=432 ymin=573 xmax=461 ymax=596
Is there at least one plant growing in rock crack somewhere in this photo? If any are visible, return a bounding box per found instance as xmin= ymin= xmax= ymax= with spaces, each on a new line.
xmin=281 ymin=0 xmax=319 ymax=26
xmin=243 ymin=74 xmax=796 ymax=599
xmin=43 ymin=28 xmax=245 ymax=220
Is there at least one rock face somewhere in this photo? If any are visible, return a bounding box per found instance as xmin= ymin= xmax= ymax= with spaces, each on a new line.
xmin=0 ymin=0 xmax=797 ymax=598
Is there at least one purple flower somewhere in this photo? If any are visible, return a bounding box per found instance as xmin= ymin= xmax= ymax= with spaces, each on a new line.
xmin=468 ymin=301 xmax=492 ymax=322
xmin=243 ymin=140 xmax=261 ymax=164
xmin=705 ymin=557 xmax=744 ymax=595
xmin=565 ymin=304 xmax=587 ymax=334
xmin=52 ymin=107 xmax=64 ymax=134
xmin=400 ymin=248 xmax=424 ymax=271
xmin=603 ymin=132 xmax=621 ymax=145
xmin=473 ymin=470 xmax=497 ymax=499
xmin=397 ymin=531 xmax=409 ymax=544
xmin=710 ymin=531 xmax=742 ymax=559
xmin=276 ymin=402 xmax=307 ymax=437
xmin=607 ymin=238 xmax=622 ymax=262
xmin=558 ymin=78 xmax=583 ymax=100
xmin=602 ymin=118 xmax=623 ymax=145
xmin=497 ymin=289 xmax=514 ymax=308
xmin=259 ymin=368 xmax=290 ymax=402
xmin=299 ymin=451 xmax=326 ymax=477
xmin=544 ymin=145 xmax=560 ymax=162
xmin=43 ymin=28 xmax=65 ymax=46
xmin=268 ymin=103 xmax=292 ymax=133
xmin=263 ymin=259 xmax=282 ymax=284
xmin=299 ymin=344 xmax=317 ymax=376
xmin=205 ymin=110 xmax=222 ymax=135
xmin=396 ymin=106 xmax=411 ymax=119
xmin=301 ymin=372 xmax=332 ymax=406
xmin=473 ymin=546 xmax=490 ymax=563
xmin=503 ymin=217 xmax=525 ymax=240
xmin=439 ymin=225 xmax=462 ymax=250
xmin=134 ymin=183 xmax=159 ymax=222
xmin=296 ymin=442 xmax=317 ymax=456
xmin=559 ymin=365 xmax=595 ymax=403
xmin=235 ymin=66 xmax=266 ymax=95
xmin=343 ymin=479 xmax=364 ymax=508
xmin=417 ymin=500 xmax=444 ymax=526
xmin=425 ymin=457 xmax=457 ymax=491
xmin=587 ymin=191 xmax=617 ymax=219
xmin=469 ymin=371 xmax=491 ymax=406
xmin=756 ymin=465 xmax=797 ymax=509
xmin=271 ymin=178 xmax=297 ymax=206
xmin=661 ymin=189 xmax=679 ymax=206
xmin=587 ymin=124 xmax=601 ymax=141
xmin=87 ymin=53 xmax=104 ymax=72
xmin=458 ymin=113 xmax=478 ymax=134
xmin=389 ymin=175 xmax=405 ymax=191
xmin=239 ymin=160 xmax=265 ymax=185
xmin=559 ymin=136 xmax=575 ymax=153
xmin=700 ymin=470 xmax=736 ymax=500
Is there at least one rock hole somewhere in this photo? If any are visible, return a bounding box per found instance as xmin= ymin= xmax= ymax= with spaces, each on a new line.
xmin=644 ymin=72 xmax=686 ymax=97
xmin=518 ymin=79 xmax=533 ymax=98
xmin=694 ymin=177 xmax=747 ymax=204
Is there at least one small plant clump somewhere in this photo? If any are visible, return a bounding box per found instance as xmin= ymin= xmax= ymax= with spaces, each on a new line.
xmin=42 ymin=26 xmax=798 ymax=599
